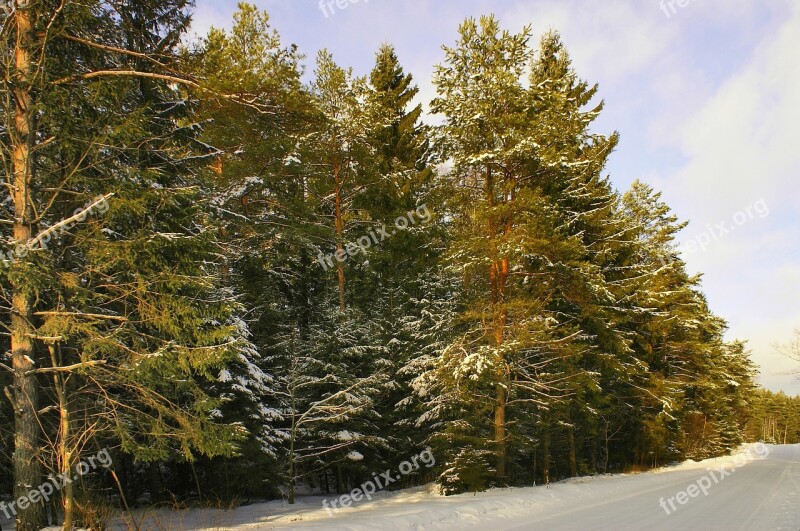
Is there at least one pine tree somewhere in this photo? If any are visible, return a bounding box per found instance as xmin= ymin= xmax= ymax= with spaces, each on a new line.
xmin=430 ymin=17 xmax=594 ymax=486
xmin=306 ymin=49 xmax=381 ymax=312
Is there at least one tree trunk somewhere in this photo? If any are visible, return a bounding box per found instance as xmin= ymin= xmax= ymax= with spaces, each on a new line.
xmin=10 ymin=2 xmax=44 ymax=529
xmin=288 ymin=389 xmax=297 ymax=504
xmin=494 ymin=381 xmax=506 ymax=480
xmin=49 ymin=345 xmax=75 ymax=530
xmin=486 ymin=166 xmax=508 ymax=482
xmin=148 ymin=463 xmax=163 ymax=504
xmin=542 ymin=415 xmax=551 ymax=486
xmin=333 ymin=166 xmax=346 ymax=312
xmin=336 ymin=464 xmax=344 ymax=494
xmin=567 ymin=423 xmax=577 ymax=477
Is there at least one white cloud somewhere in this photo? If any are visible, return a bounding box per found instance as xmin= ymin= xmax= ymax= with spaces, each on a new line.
xmin=187 ymin=2 xmax=235 ymax=40
xmin=672 ymin=3 xmax=800 ymax=216
xmin=502 ymin=0 xmax=675 ymax=84
xmin=662 ymin=2 xmax=800 ymax=394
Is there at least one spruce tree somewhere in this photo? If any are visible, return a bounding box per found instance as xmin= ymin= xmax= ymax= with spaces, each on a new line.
xmin=358 ymin=44 xmax=437 ymax=470
xmin=190 ymin=2 xmax=313 ymax=498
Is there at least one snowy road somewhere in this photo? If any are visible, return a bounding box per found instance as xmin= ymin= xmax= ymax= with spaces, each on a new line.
xmin=493 ymin=443 xmax=800 ymax=531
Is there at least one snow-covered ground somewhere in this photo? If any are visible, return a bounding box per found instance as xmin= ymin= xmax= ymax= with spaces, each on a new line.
xmin=3 ymin=444 xmax=798 ymax=530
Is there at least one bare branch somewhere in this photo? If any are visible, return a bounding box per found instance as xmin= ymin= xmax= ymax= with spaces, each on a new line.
xmin=30 ymin=360 xmax=106 ymax=375
xmin=27 ymin=193 xmax=113 ymax=249
xmin=59 ymin=33 xmax=189 ymax=78
xmin=52 ymin=70 xmax=275 ymax=114
xmin=34 ymin=311 xmax=127 ymax=322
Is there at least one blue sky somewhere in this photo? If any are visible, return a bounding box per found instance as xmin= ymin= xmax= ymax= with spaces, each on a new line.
xmin=191 ymin=0 xmax=800 ymax=395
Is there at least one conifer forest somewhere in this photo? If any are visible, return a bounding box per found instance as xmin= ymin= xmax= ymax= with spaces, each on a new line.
xmin=0 ymin=2 xmax=798 ymax=530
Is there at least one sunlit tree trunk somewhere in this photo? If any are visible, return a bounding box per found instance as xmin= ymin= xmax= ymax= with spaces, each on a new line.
xmin=333 ymin=164 xmax=346 ymax=312
xmin=9 ymin=2 xmax=44 ymax=528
